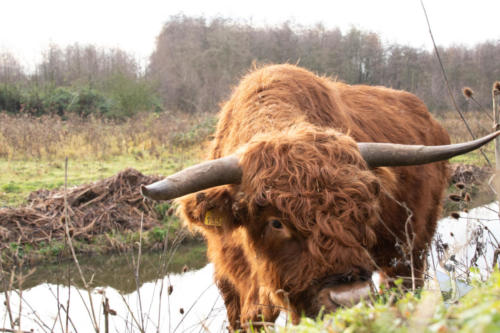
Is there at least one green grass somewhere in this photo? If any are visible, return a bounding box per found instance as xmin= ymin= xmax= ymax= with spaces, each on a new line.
xmin=0 ymin=148 xmax=203 ymax=207
xmin=450 ymin=149 xmax=494 ymax=166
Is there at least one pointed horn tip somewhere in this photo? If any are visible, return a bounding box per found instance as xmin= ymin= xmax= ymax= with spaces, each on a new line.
xmin=489 ymin=130 xmax=500 ymax=140
xmin=140 ymin=184 xmax=156 ymax=200
xmin=140 ymin=184 xmax=149 ymax=197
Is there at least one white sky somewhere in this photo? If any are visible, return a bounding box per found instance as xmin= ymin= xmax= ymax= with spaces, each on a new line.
xmin=1 ymin=0 xmax=499 ymax=71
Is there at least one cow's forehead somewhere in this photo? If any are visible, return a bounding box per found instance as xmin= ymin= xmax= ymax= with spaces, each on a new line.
xmin=257 ymin=206 xmax=282 ymax=219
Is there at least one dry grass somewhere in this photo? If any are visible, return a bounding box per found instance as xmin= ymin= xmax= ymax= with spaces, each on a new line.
xmin=438 ymin=110 xmax=492 ymax=143
xmin=0 ymin=109 xmax=492 ymax=160
xmin=0 ymin=111 xmax=215 ymax=207
xmin=0 ymin=111 xmax=216 ymax=161
xmin=437 ymin=110 xmax=495 ymax=166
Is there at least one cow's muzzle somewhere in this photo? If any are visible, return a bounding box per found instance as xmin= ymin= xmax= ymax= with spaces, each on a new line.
xmin=316 ymin=271 xmax=388 ymax=312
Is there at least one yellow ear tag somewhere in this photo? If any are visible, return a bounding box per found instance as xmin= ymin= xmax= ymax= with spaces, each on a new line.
xmin=204 ymin=210 xmax=224 ymax=227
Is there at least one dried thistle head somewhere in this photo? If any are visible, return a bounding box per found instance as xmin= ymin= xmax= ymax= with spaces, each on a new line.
xmin=494 ymin=81 xmax=500 ymax=93
xmin=462 ymin=87 xmax=474 ymax=98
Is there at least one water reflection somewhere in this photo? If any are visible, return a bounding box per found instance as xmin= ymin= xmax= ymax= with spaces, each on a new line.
xmin=15 ymin=242 xmax=208 ymax=293
xmin=432 ymin=202 xmax=500 ymax=279
xmin=1 ymin=264 xmax=227 ymax=332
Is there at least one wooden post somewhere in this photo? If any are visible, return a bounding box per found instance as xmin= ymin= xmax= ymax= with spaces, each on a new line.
xmin=494 ymin=81 xmax=500 ymax=253
xmin=103 ymin=297 xmax=110 ymax=333
xmin=493 ymin=83 xmax=500 ymax=217
xmin=493 ymin=84 xmax=500 ymax=168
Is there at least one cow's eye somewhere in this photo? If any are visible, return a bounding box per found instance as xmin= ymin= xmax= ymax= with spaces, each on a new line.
xmin=270 ymin=219 xmax=283 ymax=229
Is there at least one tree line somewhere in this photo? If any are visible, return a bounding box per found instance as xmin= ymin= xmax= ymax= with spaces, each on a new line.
xmin=1 ymin=15 xmax=499 ymax=117
xmin=0 ymin=44 xmax=160 ymax=118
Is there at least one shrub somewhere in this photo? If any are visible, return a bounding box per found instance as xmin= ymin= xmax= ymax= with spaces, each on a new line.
xmin=44 ymin=87 xmax=75 ymax=115
xmin=103 ymin=73 xmax=163 ymax=118
xmin=68 ymin=87 xmax=110 ymax=116
xmin=170 ymin=115 xmax=217 ymax=146
xmin=0 ymin=84 xmax=22 ymax=112
xmin=21 ymin=87 xmax=52 ymax=116
xmin=149 ymin=226 xmax=168 ymax=243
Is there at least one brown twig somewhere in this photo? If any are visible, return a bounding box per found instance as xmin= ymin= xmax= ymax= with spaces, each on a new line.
xmin=0 ymin=169 xmax=162 ymax=253
xmin=0 ymin=328 xmax=34 ymax=333
xmin=63 ymin=157 xmax=99 ymax=332
xmin=493 ymin=247 xmax=500 ymax=269
xmin=134 ymin=213 xmax=145 ymax=332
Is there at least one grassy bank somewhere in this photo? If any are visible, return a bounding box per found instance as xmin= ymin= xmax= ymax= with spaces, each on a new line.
xmin=0 ymin=151 xmax=203 ymax=207
xmin=439 ymin=110 xmax=495 ymax=166
xmin=0 ymin=111 xmax=214 ymax=267
xmin=0 ymin=111 xmax=216 ymax=206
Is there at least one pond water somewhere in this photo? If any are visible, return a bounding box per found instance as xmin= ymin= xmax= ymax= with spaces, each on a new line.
xmin=1 ymin=243 xmax=228 ymax=332
xmin=1 ymin=203 xmax=499 ymax=332
xmin=431 ymin=202 xmax=500 ymax=282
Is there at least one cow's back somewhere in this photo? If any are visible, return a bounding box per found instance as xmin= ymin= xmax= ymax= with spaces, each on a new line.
xmin=211 ymin=64 xmax=449 ymax=156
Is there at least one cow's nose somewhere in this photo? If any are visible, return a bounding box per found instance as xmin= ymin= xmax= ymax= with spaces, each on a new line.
xmin=316 ymin=271 xmax=388 ymax=313
xmin=317 ymin=279 xmax=372 ymax=312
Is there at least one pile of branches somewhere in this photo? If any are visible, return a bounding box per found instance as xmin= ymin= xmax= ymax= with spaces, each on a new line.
xmin=0 ymin=169 xmax=163 ymax=248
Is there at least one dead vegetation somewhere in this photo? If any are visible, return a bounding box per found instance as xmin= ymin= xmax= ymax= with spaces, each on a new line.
xmin=0 ymin=111 xmax=215 ymax=160
xmin=0 ymin=168 xmax=162 ymax=248
xmin=450 ymin=163 xmax=492 ymax=185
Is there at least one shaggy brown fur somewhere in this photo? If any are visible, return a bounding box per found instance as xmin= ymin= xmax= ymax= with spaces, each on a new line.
xmin=178 ymin=64 xmax=450 ymax=329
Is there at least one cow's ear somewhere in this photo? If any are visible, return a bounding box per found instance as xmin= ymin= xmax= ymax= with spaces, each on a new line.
xmin=177 ymin=187 xmax=236 ymax=230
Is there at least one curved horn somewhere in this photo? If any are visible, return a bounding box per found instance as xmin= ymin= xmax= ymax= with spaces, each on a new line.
xmin=359 ymin=131 xmax=500 ymax=168
xmin=141 ymin=155 xmax=242 ymax=201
